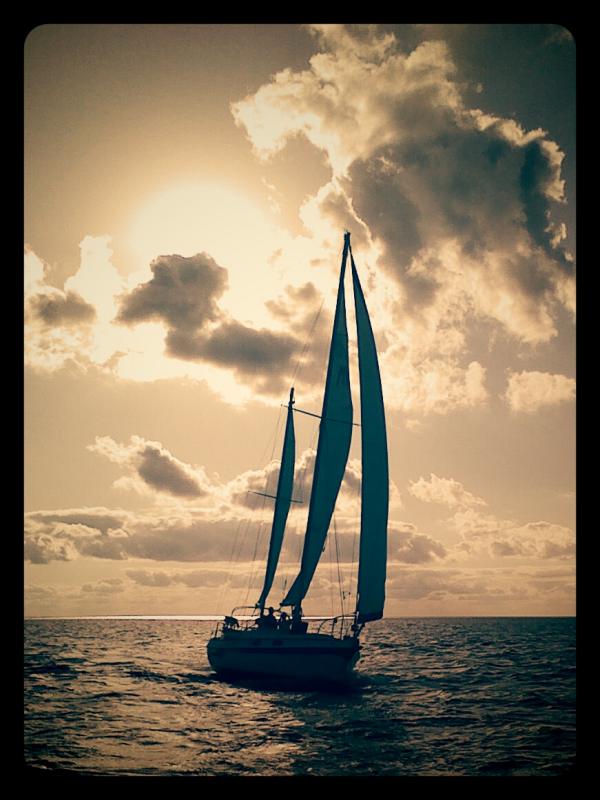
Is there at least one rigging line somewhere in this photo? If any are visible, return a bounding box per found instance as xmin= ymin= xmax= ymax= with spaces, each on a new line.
xmin=333 ymin=515 xmax=345 ymax=618
xmin=327 ymin=523 xmax=335 ymax=618
xmin=218 ymin=507 xmax=252 ymax=615
xmin=243 ymin=518 xmax=265 ymax=606
xmin=350 ymin=470 xmax=361 ymax=606
xmin=225 ymin=398 xmax=286 ymax=611
xmin=291 ymin=294 xmax=325 ymax=387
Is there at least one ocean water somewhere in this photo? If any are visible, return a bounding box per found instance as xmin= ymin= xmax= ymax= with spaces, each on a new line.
xmin=24 ymin=617 xmax=575 ymax=777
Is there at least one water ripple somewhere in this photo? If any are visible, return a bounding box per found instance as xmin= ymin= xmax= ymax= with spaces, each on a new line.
xmin=24 ymin=617 xmax=575 ymax=776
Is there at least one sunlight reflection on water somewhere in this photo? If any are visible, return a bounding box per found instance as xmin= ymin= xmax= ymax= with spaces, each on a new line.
xmin=24 ymin=617 xmax=575 ymax=776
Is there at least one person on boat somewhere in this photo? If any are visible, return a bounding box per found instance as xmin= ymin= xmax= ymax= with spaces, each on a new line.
xmin=256 ymin=606 xmax=278 ymax=629
xmin=290 ymin=606 xmax=308 ymax=634
xmin=278 ymin=611 xmax=291 ymax=632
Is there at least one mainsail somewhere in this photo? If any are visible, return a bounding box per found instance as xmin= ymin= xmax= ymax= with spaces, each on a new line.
xmin=281 ymin=236 xmax=353 ymax=608
xmin=256 ymin=388 xmax=296 ymax=609
xmin=350 ymin=247 xmax=388 ymax=623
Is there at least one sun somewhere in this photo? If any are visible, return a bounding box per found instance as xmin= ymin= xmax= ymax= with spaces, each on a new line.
xmin=127 ymin=181 xmax=290 ymax=325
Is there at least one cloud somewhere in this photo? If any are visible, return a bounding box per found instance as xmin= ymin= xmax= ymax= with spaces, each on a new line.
xmin=386 ymin=567 xmax=484 ymax=600
xmin=389 ymin=525 xmax=447 ymax=563
xmin=24 ymin=505 xmax=259 ymax=564
xmin=67 ymin=235 xmax=126 ymax=320
xmin=25 ymin=247 xmax=98 ymax=371
xmin=450 ymin=508 xmax=575 ymax=560
xmin=24 ymin=238 xmax=138 ymax=374
xmin=27 ymin=289 xmax=96 ymax=327
xmin=116 ymin=252 xmax=305 ymax=396
xmin=126 ymin=568 xmax=231 ymax=589
xmin=384 ymin=563 xmax=574 ymax=611
xmin=27 ymin=509 xmax=129 ymax=534
xmin=116 ymin=252 xmax=228 ymax=332
xmin=81 ymin=578 xmax=125 ymax=595
xmin=23 ymin=492 xmax=442 ymax=569
xmin=125 ymin=569 xmax=175 ymax=587
xmin=24 ymin=509 xmax=133 ymax=563
xmin=88 ymin=436 xmax=212 ymax=499
xmin=505 ymin=370 xmax=575 ymax=412
xmin=383 ymin=355 xmax=488 ymax=415
xmin=25 ymin=534 xmax=79 ymax=564
xmin=408 ymin=473 xmax=486 ymax=509
xmin=232 ymin=23 xmax=575 ymax=412
xmin=168 ymin=320 xmax=299 ymax=395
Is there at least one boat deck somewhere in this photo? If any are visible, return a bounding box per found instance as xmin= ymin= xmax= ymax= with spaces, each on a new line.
xmin=207 ymin=628 xmax=360 ymax=681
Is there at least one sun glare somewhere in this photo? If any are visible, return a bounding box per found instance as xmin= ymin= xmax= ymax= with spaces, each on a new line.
xmin=127 ymin=181 xmax=289 ymax=326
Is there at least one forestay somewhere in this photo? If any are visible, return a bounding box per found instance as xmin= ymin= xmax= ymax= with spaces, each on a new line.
xmin=281 ymin=236 xmax=353 ymax=608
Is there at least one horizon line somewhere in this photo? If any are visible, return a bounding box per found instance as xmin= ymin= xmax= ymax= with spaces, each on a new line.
xmin=24 ymin=613 xmax=576 ymax=621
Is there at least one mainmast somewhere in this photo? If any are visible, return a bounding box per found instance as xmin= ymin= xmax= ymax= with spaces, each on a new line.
xmin=281 ymin=234 xmax=353 ymax=610
xmin=255 ymin=386 xmax=296 ymax=611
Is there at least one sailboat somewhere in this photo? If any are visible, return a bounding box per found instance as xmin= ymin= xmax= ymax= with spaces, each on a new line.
xmin=207 ymin=232 xmax=388 ymax=683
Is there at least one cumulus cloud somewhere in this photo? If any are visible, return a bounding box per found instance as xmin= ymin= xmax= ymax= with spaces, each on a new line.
xmin=27 ymin=509 xmax=129 ymax=534
xmin=24 ymin=237 xmax=159 ymax=375
xmin=232 ymin=23 xmax=575 ymax=412
xmin=116 ymin=252 xmax=228 ymax=332
xmin=408 ymin=473 xmax=487 ymax=509
xmin=24 ymin=506 xmax=261 ymax=564
xmin=28 ymin=289 xmax=96 ymax=327
xmin=390 ymin=525 xmax=447 ymax=563
xmin=505 ymin=370 xmax=575 ymax=412
xmin=88 ymin=435 xmax=212 ymax=499
xmin=25 ymin=247 xmax=99 ymax=371
xmin=24 ymin=508 xmax=134 ymax=563
xmin=450 ymin=508 xmax=575 ymax=560
xmin=25 ymin=534 xmax=79 ymax=564
xmin=169 ymin=320 xmax=299 ymax=394
xmin=23 ymin=491 xmax=442 ymax=570
xmin=115 ymin=252 xmax=305 ymax=396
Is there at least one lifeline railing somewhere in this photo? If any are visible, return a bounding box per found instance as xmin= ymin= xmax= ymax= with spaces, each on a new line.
xmin=212 ymin=609 xmax=358 ymax=638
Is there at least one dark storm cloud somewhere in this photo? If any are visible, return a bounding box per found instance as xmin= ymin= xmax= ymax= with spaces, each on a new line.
xmin=116 ymin=253 xmax=228 ymax=331
xmin=28 ymin=290 xmax=97 ymax=326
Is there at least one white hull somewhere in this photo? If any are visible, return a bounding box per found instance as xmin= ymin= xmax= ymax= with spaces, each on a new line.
xmin=207 ymin=628 xmax=360 ymax=683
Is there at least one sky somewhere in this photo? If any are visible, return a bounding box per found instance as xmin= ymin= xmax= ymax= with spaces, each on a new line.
xmin=24 ymin=23 xmax=576 ymax=618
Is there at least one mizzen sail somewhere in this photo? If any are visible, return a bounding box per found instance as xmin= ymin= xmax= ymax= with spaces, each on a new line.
xmin=281 ymin=237 xmax=353 ymax=607
xmin=256 ymin=388 xmax=296 ymax=609
xmin=351 ymin=247 xmax=388 ymax=623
